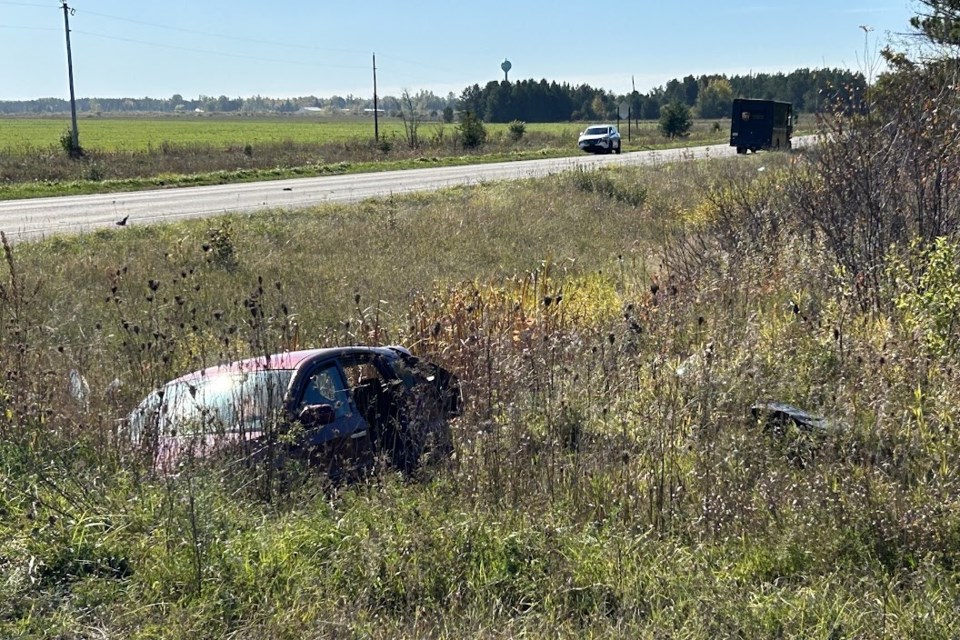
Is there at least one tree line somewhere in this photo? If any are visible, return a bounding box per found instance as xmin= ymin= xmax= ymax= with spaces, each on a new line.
xmin=458 ymin=68 xmax=865 ymax=123
xmin=0 ymin=68 xmax=863 ymax=120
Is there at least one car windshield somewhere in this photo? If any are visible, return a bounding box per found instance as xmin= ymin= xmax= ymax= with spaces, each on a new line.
xmin=128 ymin=369 xmax=294 ymax=440
xmin=585 ymin=127 xmax=609 ymax=135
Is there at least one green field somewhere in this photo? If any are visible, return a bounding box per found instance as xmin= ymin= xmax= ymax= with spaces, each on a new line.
xmin=0 ymin=116 xmax=609 ymax=152
xmin=0 ymin=115 xmax=714 ymax=151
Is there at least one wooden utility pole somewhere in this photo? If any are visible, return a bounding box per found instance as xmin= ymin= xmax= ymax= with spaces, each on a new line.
xmin=61 ymin=1 xmax=80 ymax=153
xmin=372 ymin=53 xmax=379 ymax=142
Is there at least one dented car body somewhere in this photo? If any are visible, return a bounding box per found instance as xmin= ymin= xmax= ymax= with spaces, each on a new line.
xmin=127 ymin=346 xmax=461 ymax=476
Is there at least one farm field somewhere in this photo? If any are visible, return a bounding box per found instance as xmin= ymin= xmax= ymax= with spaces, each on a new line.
xmin=0 ymin=116 xmax=604 ymax=152
xmin=0 ymin=114 xmax=817 ymax=154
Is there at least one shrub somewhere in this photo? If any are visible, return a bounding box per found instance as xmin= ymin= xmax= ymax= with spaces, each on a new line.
xmin=204 ymin=220 xmax=238 ymax=270
xmin=891 ymin=237 xmax=960 ymax=357
xmin=567 ymin=166 xmax=647 ymax=207
xmin=659 ymin=102 xmax=692 ymax=138
xmin=457 ymin=110 xmax=487 ymax=149
xmin=84 ymin=162 xmax=104 ymax=182
xmin=787 ymin=62 xmax=960 ymax=311
xmin=508 ymin=120 xmax=526 ymax=143
xmin=59 ymin=128 xmax=84 ymax=159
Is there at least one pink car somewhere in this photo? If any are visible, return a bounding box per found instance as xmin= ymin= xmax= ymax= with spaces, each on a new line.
xmin=127 ymin=346 xmax=461 ymax=477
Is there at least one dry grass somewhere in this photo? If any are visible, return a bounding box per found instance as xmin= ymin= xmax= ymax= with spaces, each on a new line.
xmin=2 ymin=135 xmax=960 ymax=638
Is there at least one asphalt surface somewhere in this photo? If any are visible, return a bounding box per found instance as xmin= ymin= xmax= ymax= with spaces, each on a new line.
xmin=0 ymin=139 xmax=809 ymax=244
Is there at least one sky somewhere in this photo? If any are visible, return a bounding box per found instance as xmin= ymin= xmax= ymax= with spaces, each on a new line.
xmin=0 ymin=1 xmax=917 ymax=101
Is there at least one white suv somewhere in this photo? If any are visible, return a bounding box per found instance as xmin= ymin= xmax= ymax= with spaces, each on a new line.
xmin=578 ymin=124 xmax=622 ymax=154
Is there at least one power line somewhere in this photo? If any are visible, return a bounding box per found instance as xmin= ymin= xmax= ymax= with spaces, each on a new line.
xmin=72 ymin=29 xmax=369 ymax=71
xmin=376 ymin=52 xmax=461 ymax=78
xmin=0 ymin=1 xmax=54 ymax=7
xmin=76 ymin=7 xmax=462 ymax=82
xmin=78 ymin=8 xmax=369 ymax=57
xmin=0 ymin=24 xmax=58 ymax=31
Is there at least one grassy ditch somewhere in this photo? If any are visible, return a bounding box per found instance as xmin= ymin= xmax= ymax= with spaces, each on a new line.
xmin=2 ymin=143 xmax=960 ymax=637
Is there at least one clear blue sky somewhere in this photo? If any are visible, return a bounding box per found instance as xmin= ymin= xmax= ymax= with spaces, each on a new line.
xmin=0 ymin=0 xmax=916 ymax=101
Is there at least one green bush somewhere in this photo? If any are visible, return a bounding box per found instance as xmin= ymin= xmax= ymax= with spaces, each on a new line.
xmin=892 ymin=237 xmax=960 ymax=356
xmin=659 ymin=101 xmax=692 ymax=138
xmin=457 ymin=110 xmax=487 ymax=149
xmin=59 ymin=128 xmax=84 ymax=159
xmin=508 ymin=120 xmax=526 ymax=142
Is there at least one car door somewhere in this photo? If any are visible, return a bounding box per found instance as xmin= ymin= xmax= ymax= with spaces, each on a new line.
xmin=289 ymin=360 xmax=373 ymax=472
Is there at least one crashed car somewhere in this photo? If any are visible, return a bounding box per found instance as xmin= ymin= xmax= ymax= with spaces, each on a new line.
xmin=578 ymin=124 xmax=622 ymax=154
xmin=751 ymin=402 xmax=843 ymax=467
xmin=751 ymin=402 xmax=837 ymax=437
xmin=127 ymin=346 xmax=461 ymax=476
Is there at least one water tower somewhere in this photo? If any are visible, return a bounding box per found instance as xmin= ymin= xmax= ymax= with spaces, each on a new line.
xmin=501 ymin=58 xmax=512 ymax=82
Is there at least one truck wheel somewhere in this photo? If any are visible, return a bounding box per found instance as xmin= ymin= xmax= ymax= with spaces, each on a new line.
xmin=736 ymin=147 xmax=746 ymax=155
xmin=614 ymin=142 xmax=621 ymax=154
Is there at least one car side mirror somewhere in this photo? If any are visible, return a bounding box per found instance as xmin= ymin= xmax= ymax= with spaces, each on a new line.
xmin=299 ymin=404 xmax=335 ymax=428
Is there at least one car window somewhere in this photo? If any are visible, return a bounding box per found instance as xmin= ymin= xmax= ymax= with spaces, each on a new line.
xmin=585 ymin=127 xmax=608 ymax=135
xmin=298 ymin=363 xmax=351 ymax=418
xmin=130 ymin=369 xmax=294 ymax=438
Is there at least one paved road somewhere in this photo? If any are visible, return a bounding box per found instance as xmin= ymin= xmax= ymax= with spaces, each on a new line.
xmin=1 ymin=140 xmax=801 ymax=244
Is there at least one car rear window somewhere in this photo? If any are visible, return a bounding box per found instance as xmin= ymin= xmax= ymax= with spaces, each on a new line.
xmin=129 ymin=369 xmax=294 ymax=439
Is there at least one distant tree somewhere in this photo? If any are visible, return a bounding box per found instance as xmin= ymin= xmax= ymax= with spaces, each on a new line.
xmin=629 ymin=90 xmax=642 ymax=121
xmin=399 ymin=89 xmax=422 ymax=148
xmin=696 ymin=78 xmax=734 ymax=118
xmin=591 ymin=94 xmax=609 ymax=120
xmin=663 ymin=78 xmax=684 ymax=105
xmin=457 ymin=110 xmax=487 ymax=148
xmin=659 ymin=101 xmax=692 ymax=137
xmin=484 ymin=81 xmax=513 ymax=122
xmin=442 ymin=106 xmax=454 ymax=123
xmin=458 ymin=84 xmax=485 ymax=120
xmin=682 ymin=75 xmax=699 ymax=106
xmin=641 ymin=94 xmax=661 ymax=120
xmin=379 ymin=96 xmax=401 ymax=114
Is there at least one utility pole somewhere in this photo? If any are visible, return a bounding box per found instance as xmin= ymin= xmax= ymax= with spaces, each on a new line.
xmin=61 ymin=1 xmax=80 ymax=154
xmin=372 ymin=53 xmax=379 ymax=143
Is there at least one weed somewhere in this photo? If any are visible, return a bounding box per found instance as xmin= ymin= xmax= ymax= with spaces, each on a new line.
xmin=204 ymin=221 xmax=238 ymax=271
xmin=2 ymin=136 xmax=960 ymax=637
xmin=508 ymin=120 xmax=526 ymax=143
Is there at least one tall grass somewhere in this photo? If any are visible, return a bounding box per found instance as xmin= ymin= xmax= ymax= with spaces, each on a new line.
xmin=2 ymin=138 xmax=960 ymax=637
